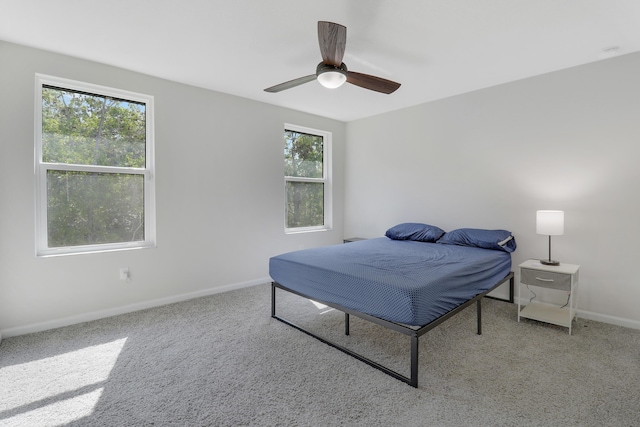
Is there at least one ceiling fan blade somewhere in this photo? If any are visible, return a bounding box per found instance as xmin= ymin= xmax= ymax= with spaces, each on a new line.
xmin=346 ymin=71 xmax=401 ymax=94
xmin=264 ymin=74 xmax=317 ymax=93
xmin=318 ymin=21 xmax=346 ymax=66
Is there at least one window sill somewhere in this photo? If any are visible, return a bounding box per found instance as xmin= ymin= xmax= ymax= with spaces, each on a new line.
xmin=37 ymin=242 xmax=156 ymax=258
xmin=285 ymin=227 xmax=331 ymax=235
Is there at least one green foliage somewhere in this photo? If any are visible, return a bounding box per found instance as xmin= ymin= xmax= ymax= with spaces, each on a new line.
xmin=284 ymin=130 xmax=324 ymax=228
xmin=41 ymin=86 xmax=147 ymax=248
xmin=286 ymin=182 xmax=324 ymax=228
xmin=42 ymin=87 xmax=146 ymax=167
xmin=47 ymin=171 xmax=144 ymax=247
xmin=284 ymin=130 xmax=323 ymax=178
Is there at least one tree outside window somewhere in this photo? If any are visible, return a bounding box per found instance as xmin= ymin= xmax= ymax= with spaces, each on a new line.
xmin=284 ymin=125 xmax=331 ymax=232
xmin=35 ymin=75 xmax=155 ymax=256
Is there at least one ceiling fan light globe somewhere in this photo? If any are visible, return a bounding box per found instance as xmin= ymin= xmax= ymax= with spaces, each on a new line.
xmin=317 ymin=71 xmax=347 ymax=89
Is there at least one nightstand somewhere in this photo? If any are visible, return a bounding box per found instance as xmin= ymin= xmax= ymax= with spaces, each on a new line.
xmin=518 ymin=259 xmax=580 ymax=335
xmin=343 ymin=237 xmax=366 ymax=243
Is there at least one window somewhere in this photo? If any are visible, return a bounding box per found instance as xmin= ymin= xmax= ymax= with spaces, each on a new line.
xmin=284 ymin=124 xmax=332 ymax=232
xmin=35 ymin=74 xmax=155 ymax=256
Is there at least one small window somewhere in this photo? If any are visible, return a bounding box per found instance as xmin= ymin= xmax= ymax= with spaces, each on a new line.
xmin=284 ymin=124 xmax=332 ymax=232
xmin=35 ymin=74 xmax=155 ymax=256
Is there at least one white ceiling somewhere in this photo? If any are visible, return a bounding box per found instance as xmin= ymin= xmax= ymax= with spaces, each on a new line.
xmin=1 ymin=0 xmax=640 ymax=122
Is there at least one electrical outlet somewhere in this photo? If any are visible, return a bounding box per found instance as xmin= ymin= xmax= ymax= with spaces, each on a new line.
xmin=119 ymin=267 xmax=130 ymax=281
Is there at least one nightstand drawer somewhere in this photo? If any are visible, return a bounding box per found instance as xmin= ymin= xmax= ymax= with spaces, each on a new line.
xmin=521 ymin=268 xmax=571 ymax=291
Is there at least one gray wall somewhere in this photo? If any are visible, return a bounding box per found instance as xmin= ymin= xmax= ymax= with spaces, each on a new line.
xmin=0 ymin=41 xmax=345 ymax=336
xmin=344 ymin=52 xmax=640 ymax=328
xmin=2 ymin=40 xmax=639 ymax=336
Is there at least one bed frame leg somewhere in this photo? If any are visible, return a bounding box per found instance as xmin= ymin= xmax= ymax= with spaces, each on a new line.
xmin=345 ymin=313 xmax=350 ymax=335
xmin=410 ymin=336 xmax=419 ymax=388
xmin=477 ymin=299 xmax=482 ymax=335
xmin=271 ymin=282 xmax=276 ymax=317
xmin=509 ymin=274 xmax=515 ymax=303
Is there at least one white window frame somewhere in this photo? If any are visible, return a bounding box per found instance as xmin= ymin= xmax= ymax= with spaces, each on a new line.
xmin=34 ymin=74 xmax=156 ymax=256
xmin=284 ymin=123 xmax=332 ymax=234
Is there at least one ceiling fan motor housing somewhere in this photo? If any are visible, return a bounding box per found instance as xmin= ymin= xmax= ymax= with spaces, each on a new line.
xmin=316 ymin=62 xmax=348 ymax=75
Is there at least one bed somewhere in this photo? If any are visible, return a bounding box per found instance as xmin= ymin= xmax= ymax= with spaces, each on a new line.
xmin=269 ymin=223 xmax=516 ymax=388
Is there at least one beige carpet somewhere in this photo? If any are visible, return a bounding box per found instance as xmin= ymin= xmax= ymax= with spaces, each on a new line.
xmin=1 ymin=283 xmax=639 ymax=426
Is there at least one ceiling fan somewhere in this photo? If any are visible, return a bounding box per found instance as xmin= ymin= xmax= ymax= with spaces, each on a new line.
xmin=264 ymin=21 xmax=401 ymax=94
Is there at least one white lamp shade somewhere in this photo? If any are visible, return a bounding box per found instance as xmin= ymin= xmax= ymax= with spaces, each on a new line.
xmin=317 ymin=71 xmax=347 ymax=89
xmin=536 ymin=210 xmax=564 ymax=235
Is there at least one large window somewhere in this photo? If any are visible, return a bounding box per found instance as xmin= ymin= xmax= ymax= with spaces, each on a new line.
xmin=35 ymin=74 xmax=155 ymax=256
xmin=284 ymin=124 xmax=332 ymax=232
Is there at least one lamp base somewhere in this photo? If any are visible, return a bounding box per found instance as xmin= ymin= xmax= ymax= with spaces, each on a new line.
xmin=540 ymin=259 xmax=560 ymax=266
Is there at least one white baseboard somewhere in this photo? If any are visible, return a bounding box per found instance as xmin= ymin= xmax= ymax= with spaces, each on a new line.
xmin=513 ymin=297 xmax=640 ymax=331
xmin=3 ymin=282 xmax=638 ymax=340
xmin=0 ymin=277 xmax=270 ymax=339
xmin=576 ymin=309 xmax=640 ymax=330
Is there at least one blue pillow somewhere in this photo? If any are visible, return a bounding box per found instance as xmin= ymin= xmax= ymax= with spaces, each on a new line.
xmin=437 ymin=228 xmax=517 ymax=253
xmin=385 ymin=223 xmax=445 ymax=243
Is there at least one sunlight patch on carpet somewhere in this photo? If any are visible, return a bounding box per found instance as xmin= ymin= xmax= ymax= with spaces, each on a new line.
xmin=0 ymin=338 xmax=126 ymax=425
xmin=309 ymin=299 xmax=337 ymax=315
xmin=3 ymin=388 xmax=104 ymax=426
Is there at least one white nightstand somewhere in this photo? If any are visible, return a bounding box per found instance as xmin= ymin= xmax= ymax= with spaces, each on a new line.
xmin=343 ymin=237 xmax=367 ymax=243
xmin=518 ymin=259 xmax=580 ymax=335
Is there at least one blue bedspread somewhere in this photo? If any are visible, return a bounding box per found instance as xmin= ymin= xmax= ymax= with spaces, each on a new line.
xmin=269 ymin=237 xmax=512 ymax=326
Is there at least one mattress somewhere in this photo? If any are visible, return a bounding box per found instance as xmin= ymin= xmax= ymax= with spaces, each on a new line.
xmin=269 ymin=237 xmax=512 ymax=326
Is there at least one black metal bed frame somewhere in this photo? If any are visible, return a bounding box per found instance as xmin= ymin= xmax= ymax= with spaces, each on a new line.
xmin=271 ymin=272 xmax=514 ymax=388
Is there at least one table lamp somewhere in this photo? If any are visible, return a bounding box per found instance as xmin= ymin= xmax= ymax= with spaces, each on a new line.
xmin=536 ymin=210 xmax=564 ymax=266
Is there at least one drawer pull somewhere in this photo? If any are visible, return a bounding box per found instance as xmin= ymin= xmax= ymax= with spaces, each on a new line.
xmin=535 ymin=277 xmax=554 ymax=282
